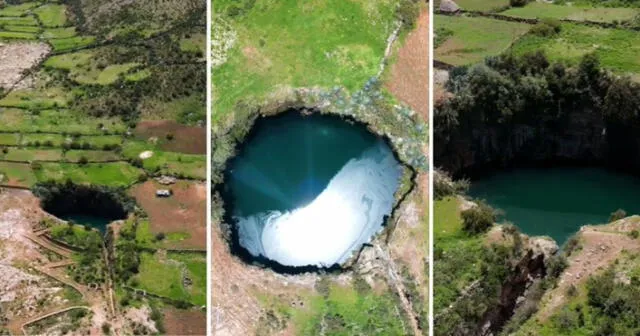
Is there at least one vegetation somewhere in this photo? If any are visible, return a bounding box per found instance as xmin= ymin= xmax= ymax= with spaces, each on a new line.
xmin=434 ymin=15 xmax=531 ymax=66
xmin=435 ymin=52 xmax=640 ymax=175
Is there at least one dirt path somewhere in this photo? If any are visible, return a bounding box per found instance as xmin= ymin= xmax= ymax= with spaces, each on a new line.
xmin=23 ymin=232 xmax=74 ymax=258
xmin=537 ymin=217 xmax=640 ymax=320
xmin=374 ymin=244 xmax=423 ymax=336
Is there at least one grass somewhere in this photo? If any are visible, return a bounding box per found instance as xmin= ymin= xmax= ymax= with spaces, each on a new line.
xmin=502 ymin=2 xmax=639 ymax=22
xmin=0 ymin=16 xmax=39 ymax=26
xmin=435 ymin=15 xmax=532 ymax=66
xmin=3 ymin=25 xmax=40 ymax=33
xmin=0 ymin=148 xmax=63 ymax=162
xmin=74 ymin=63 xmax=141 ymax=85
xmin=64 ymin=150 xmax=122 ymax=162
xmin=135 ymin=220 xmax=192 ymax=249
xmin=0 ymin=2 xmax=39 ymax=17
xmin=134 ymin=251 xmax=205 ymax=306
xmin=511 ymin=23 xmax=640 ymax=74
xmin=44 ymin=50 xmax=94 ymax=70
xmin=0 ymin=162 xmax=36 ymax=186
xmin=213 ymin=0 xmax=397 ymax=122
xmin=122 ymin=141 xmax=206 ymax=179
xmin=0 ymin=109 xmax=126 ymax=134
xmin=0 ymin=88 xmax=69 ymax=110
xmin=257 ymin=281 xmax=408 ymax=335
xmin=0 ymin=133 xmax=19 ymax=146
xmin=124 ymin=68 xmax=152 ymax=82
xmin=49 ymin=36 xmax=96 ymax=52
xmin=41 ymin=27 xmax=77 ymax=39
xmin=453 ymin=0 xmax=509 ymax=12
xmin=33 ymin=4 xmax=67 ymax=27
xmin=0 ymin=31 xmax=38 ymax=39
xmin=179 ymin=33 xmax=205 ymax=55
xmin=34 ymin=162 xmax=142 ymax=187
xmin=21 ymin=134 xmax=66 ymax=147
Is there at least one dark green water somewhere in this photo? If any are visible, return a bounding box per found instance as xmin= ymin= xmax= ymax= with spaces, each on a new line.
xmin=469 ymin=167 xmax=640 ymax=245
xmin=60 ymin=214 xmax=111 ymax=232
xmin=225 ymin=111 xmax=402 ymax=267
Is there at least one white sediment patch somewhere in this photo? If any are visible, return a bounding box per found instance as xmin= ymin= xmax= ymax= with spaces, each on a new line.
xmin=236 ymin=141 xmax=402 ymax=267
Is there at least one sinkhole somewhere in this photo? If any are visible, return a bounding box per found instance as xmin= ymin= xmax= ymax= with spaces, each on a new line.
xmin=222 ymin=110 xmax=404 ymax=270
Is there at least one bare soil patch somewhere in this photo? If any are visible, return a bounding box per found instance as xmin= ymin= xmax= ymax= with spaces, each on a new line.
xmin=164 ymin=307 xmax=206 ymax=336
xmin=0 ymin=42 xmax=51 ymax=90
xmin=385 ymin=8 xmax=429 ymax=120
xmin=130 ymin=180 xmax=206 ymax=249
xmin=134 ymin=120 xmax=206 ymax=155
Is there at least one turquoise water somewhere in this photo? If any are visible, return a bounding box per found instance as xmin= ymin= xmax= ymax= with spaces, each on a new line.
xmin=469 ymin=167 xmax=640 ymax=245
xmin=60 ymin=214 xmax=111 ymax=233
xmin=225 ymin=112 xmax=402 ymax=267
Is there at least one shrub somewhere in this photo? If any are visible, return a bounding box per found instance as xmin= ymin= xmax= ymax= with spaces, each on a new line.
xmin=510 ymin=0 xmax=528 ymax=7
xmin=461 ymin=201 xmax=497 ymax=235
xmin=155 ymin=232 xmax=166 ymax=241
xmin=78 ymin=156 xmax=89 ymax=165
xmin=630 ymin=230 xmax=639 ymax=239
xmin=530 ymin=20 xmax=562 ymax=37
xmin=609 ymin=209 xmax=627 ymax=222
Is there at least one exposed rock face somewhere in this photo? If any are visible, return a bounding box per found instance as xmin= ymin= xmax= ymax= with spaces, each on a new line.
xmin=440 ymin=0 xmax=461 ymax=12
xmin=435 ymin=107 xmax=618 ymax=177
xmin=478 ymin=237 xmax=558 ymax=335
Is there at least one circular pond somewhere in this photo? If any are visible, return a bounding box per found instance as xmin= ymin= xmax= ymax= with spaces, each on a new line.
xmin=223 ymin=111 xmax=403 ymax=268
xmin=469 ymin=167 xmax=640 ymax=245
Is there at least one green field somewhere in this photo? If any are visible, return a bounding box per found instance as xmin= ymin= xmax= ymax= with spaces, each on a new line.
xmin=0 ymin=2 xmax=38 ymax=16
xmin=0 ymin=16 xmax=38 ymax=26
xmin=511 ymin=23 xmax=640 ymax=74
xmin=41 ymin=27 xmax=77 ymax=39
xmin=33 ymin=4 xmax=67 ymax=27
xmin=213 ymin=0 xmax=397 ymax=121
xmin=0 ymin=148 xmax=63 ymax=161
xmin=0 ymin=109 xmax=126 ymax=135
xmin=122 ymin=141 xmax=206 ymax=179
xmin=453 ymin=0 xmax=510 ymax=12
xmin=435 ymin=15 xmax=532 ymax=65
xmin=134 ymin=251 xmax=206 ymax=306
xmin=502 ymin=2 xmax=639 ymax=22
xmin=49 ymin=36 xmax=96 ymax=52
xmin=0 ymin=162 xmax=36 ymax=186
xmin=0 ymin=88 xmax=69 ymax=109
xmin=0 ymin=31 xmax=38 ymax=39
xmin=34 ymin=162 xmax=142 ymax=187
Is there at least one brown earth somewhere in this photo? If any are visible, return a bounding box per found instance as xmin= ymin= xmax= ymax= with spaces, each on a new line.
xmin=536 ymin=216 xmax=640 ymax=320
xmin=385 ymin=7 xmax=430 ymax=120
xmin=163 ymin=307 xmax=207 ymax=336
xmin=134 ymin=120 xmax=206 ymax=155
xmin=130 ymin=180 xmax=206 ymax=250
xmin=0 ymin=42 xmax=51 ymax=90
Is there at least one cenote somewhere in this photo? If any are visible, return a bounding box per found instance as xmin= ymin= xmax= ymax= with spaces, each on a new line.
xmin=35 ymin=182 xmax=133 ymax=234
xmin=223 ymin=111 xmax=403 ymax=270
xmin=469 ymin=167 xmax=640 ymax=245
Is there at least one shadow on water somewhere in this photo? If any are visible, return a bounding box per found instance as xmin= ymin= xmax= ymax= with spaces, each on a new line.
xmin=216 ymin=108 xmax=416 ymax=275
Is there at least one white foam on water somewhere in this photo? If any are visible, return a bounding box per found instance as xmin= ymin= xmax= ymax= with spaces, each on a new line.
xmin=236 ymin=141 xmax=402 ymax=267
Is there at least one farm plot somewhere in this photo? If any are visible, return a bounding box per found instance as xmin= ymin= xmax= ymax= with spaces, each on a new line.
xmin=133 ymin=251 xmax=206 ymax=306
xmin=122 ymin=141 xmax=206 ymax=179
xmin=0 ymin=109 xmax=127 ymax=134
xmin=129 ymin=180 xmax=206 ymax=250
xmin=435 ymin=15 xmax=531 ymax=66
xmin=33 ymin=4 xmax=68 ymax=27
xmin=163 ymin=308 xmax=206 ymax=336
xmin=452 ymin=0 xmax=510 ymax=12
xmin=0 ymin=148 xmax=63 ymax=161
xmin=34 ymin=162 xmax=143 ymax=187
xmin=502 ymin=2 xmax=639 ymax=22
xmin=0 ymin=162 xmax=36 ymax=186
xmin=0 ymin=88 xmax=69 ymax=109
xmin=133 ymin=120 xmax=206 ymax=155
xmin=511 ymin=23 xmax=640 ymax=75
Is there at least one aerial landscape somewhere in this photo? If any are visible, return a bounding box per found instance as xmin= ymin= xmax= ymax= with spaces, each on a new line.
xmin=212 ymin=0 xmax=429 ymax=335
xmin=434 ymin=0 xmax=640 ymax=334
xmin=0 ymin=0 xmax=206 ymax=335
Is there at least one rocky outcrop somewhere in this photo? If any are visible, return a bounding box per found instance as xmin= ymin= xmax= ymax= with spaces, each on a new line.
xmin=478 ymin=237 xmax=558 ymax=335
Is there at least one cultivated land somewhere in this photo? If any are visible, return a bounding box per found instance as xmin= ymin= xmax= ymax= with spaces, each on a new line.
xmin=213 ymin=0 xmax=429 ymax=335
xmin=0 ymin=0 xmax=206 ymax=334
xmin=435 ymin=0 xmax=640 ymax=78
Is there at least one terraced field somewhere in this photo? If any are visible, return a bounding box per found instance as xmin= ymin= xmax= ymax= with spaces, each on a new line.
xmin=0 ymin=0 xmax=206 ymax=334
xmin=436 ymin=1 xmax=640 ymax=78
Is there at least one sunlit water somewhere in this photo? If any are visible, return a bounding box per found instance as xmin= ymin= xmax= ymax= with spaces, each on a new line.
xmin=469 ymin=167 xmax=640 ymax=245
xmin=225 ymin=112 xmax=402 ymax=267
